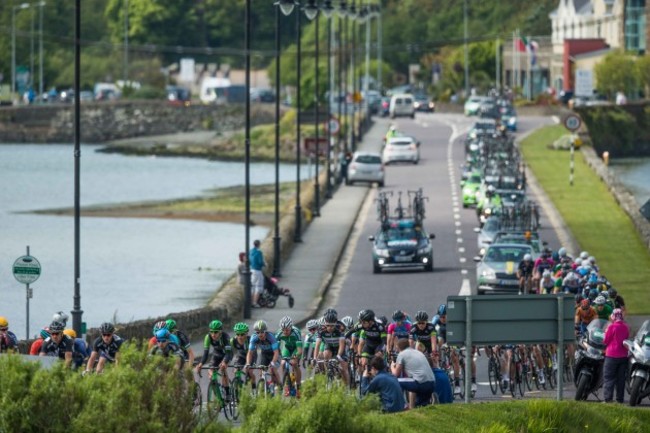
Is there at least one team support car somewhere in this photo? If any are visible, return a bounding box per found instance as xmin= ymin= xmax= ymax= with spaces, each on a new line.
xmin=500 ymin=106 xmax=517 ymax=131
xmin=369 ymin=219 xmax=435 ymax=273
xmin=461 ymin=171 xmax=482 ymax=208
xmin=382 ymin=136 xmax=420 ymax=165
xmin=474 ymin=243 xmax=534 ymax=295
xmin=346 ymin=151 xmax=385 ymax=187
xmin=491 ymin=231 xmax=545 ymax=259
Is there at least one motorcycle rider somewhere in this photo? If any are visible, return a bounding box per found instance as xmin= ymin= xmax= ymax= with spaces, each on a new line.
xmin=476 ymin=185 xmax=501 ymax=224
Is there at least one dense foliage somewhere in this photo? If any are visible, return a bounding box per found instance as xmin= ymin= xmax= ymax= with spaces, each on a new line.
xmin=0 ymin=0 xmax=556 ymax=95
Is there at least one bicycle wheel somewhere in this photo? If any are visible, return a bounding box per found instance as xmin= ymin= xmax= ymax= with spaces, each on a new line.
xmin=488 ymin=358 xmax=499 ymax=395
xmin=522 ymin=358 xmax=533 ymax=391
xmin=191 ymin=380 xmax=202 ymax=416
xmin=256 ymin=378 xmax=267 ymax=398
xmin=509 ymin=358 xmax=517 ymax=398
xmin=205 ymin=381 xmax=222 ymax=418
xmin=222 ymin=385 xmax=234 ymax=421
xmin=517 ymin=364 xmax=525 ymax=397
xmin=229 ymin=377 xmax=243 ymax=420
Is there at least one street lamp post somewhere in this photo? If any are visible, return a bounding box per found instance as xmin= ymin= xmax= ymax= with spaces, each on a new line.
xmin=464 ymin=0 xmax=469 ymax=97
xmin=38 ymin=2 xmax=45 ymax=100
xmin=72 ymin=0 xmax=83 ymax=336
xmin=272 ymin=2 xmax=283 ymax=277
xmin=304 ymin=1 xmax=320 ymax=217
xmin=243 ymin=0 xmax=252 ymax=319
xmin=322 ymin=1 xmax=334 ymax=199
xmin=124 ymin=0 xmax=129 ymax=86
xmin=350 ymin=1 xmax=356 ymax=152
xmin=12 ymin=3 xmax=30 ymax=100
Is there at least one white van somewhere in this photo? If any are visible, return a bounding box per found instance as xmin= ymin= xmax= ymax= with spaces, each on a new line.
xmin=200 ymin=77 xmax=231 ymax=104
xmin=389 ymin=93 xmax=415 ymax=119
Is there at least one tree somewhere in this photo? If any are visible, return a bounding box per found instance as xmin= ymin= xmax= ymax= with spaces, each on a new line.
xmin=594 ymin=50 xmax=640 ymax=100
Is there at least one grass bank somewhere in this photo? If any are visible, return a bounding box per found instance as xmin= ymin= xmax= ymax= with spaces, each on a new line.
xmin=520 ymin=125 xmax=650 ymax=314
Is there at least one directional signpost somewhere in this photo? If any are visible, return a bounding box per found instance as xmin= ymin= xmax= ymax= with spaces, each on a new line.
xmin=13 ymin=246 xmax=41 ymax=339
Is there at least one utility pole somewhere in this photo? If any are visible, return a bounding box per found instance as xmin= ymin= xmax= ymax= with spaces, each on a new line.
xmin=464 ymin=0 xmax=469 ymax=97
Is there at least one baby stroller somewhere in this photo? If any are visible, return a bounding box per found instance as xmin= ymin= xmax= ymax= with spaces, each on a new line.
xmin=258 ymin=275 xmax=294 ymax=309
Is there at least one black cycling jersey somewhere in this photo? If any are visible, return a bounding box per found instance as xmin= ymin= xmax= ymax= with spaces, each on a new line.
xmin=409 ymin=323 xmax=437 ymax=352
xmin=518 ymin=261 xmax=534 ymax=277
xmin=150 ymin=341 xmax=186 ymax=365
xmin=229 ymin=336 xmax=250 ymax=365
xmin=357 ymin=322 xmax=387 ymax=346
xmin=40 ymin=335 xmax=74 ymax=360
xmin=316 ymin=327 xmax=345 ymax=351
xmin=91 ymin=334 xmax=124 ymax=362
xmin=431 ymin=316 xmax=447 ymax=343
xmin=200 ymin=332 xmax=233 ymax=365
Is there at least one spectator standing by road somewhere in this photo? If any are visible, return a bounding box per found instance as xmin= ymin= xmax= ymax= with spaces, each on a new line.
xmin=615 ymin=91 xmax=627 ymax=105
xmin=0 ymin=317 xmax=18 ymax=353
xmin=237 ymin=252 xmax=247 ymax=286
xmin=360 ymin=356 xmax=405 ymax=413
xmin=602 ymin=309 xmax=629 ymax=403
xmin=391 ymin=339 xmax=436 ymax=408
xmin=249 ymin=240 xmax=266 ymax=308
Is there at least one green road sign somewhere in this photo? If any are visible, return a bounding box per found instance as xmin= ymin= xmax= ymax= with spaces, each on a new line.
xmin=13 ymin=255 xmax=41 ymax=285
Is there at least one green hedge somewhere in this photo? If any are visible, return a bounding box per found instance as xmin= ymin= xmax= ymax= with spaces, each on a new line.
xmin=576 ymin=105 xmax=650 ymax=157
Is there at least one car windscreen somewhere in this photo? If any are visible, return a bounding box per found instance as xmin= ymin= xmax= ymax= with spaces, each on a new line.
xmin=380 ymin=228 xmax=422 ymax=241
xmin=355 ymin=155 xmax=381 ymax=164
xmin=484 ymin=246 xmax=530 ymax=263
xmin=469 ymin=175 xmax=482 ymax=183
xmin=389 ymin=140 xmax=413 ymax=146
xmin=483 ymin=218 xmax=500 ymax=232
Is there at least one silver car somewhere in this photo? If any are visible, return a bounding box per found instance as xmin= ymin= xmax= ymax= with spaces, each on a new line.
xmin=474 ymin=216 xmax=500 ymax=254
xmin=347 ymin=151 xmax=385 ymax=187
xmin=382 ymin=136 xmax=420 ymax=165
xmin=474 ymin=243 xmax=534 ymax=295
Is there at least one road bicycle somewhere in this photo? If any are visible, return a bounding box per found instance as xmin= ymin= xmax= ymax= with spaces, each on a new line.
xmin=319 ymin=358 xmax=343 ymax=390
xmin=198 ymin=366 xmax=236 ymax=420
xmin=253 ymin=364 xmax=277 ymax=398
xmin=280 ymin=357 xmax=299 ymax=398
xmin=227 ymin=364 xmax=250 ymax=420
xmin=540 ymin=345 xmax=557 ymax=389
xmin=508 ymin=347 xmax=525 ymax=398
xmin=486 ymin=345 xmax=508 ymax=395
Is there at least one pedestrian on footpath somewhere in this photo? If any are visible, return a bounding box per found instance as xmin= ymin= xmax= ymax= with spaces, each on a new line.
xmin=249 ymin=240 xmax=266 ymax=308
xmin=237 ymin=252 xmax=247 ymax=286
xmin=602 ymin=308 xmax=629 ymax=403
xmin=391 ymin=339 xmax=436 ymax=408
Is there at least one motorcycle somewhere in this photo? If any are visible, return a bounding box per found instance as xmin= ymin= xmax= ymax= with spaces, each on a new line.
xmin=624 ymin=319 xmax=650 ymax=406
xmin=574 ymin=319 xmax=609 ymax=401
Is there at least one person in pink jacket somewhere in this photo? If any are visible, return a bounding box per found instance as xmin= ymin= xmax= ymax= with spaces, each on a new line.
xmin=602 ymin=309 xmax=630 ymax=403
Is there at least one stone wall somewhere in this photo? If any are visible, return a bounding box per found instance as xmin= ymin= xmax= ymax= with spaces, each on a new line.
xmin=0 ymin=101 xmax=276 ymax=144
xmin=581 ymin=146 xmax=650 ymax=251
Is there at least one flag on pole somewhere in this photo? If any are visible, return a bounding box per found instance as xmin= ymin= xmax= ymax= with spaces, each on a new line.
xmin=529 ymin=40 xmax=539 ymax=66
xmin=515 ymin=35 xmax=528 ymax=52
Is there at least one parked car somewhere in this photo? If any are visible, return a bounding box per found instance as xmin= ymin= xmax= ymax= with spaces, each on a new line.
xmin=474 ymin=243 xmax=534 ymax=295
xmin=413 ymin=94 xmax=435 ymax=112
xmin=369 ymin=218 xmax=434 ymax=273
xmin=500 ymin=106 xmax=517 ymax=131
xmin=250 ymin=87 xmax=275 ymax=103
xmin=382 ymin=136 xmax=420 ymax=165
xmin=347 ymin=151 xmax=384 ymax=187
xmin=166 ymin=86 xmax=191 ymax=106
xmin=389 ymin=93 xmax=415 ymax=119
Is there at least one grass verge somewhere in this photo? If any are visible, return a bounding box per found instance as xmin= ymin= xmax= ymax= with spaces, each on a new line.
xmin=520 ymin=124 xmax=650 ymax=314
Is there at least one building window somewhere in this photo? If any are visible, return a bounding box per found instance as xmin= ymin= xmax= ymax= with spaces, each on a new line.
xmin=625 ymin=0 xmax=646 ymax=52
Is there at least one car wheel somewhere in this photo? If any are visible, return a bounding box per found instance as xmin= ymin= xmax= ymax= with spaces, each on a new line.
xmin=410 ymin=113 xmax=415 ymax=119
xmin=378 ymin=181 xmax=384 ymax=187
xmin=413 ymin=159 xmax=418 ymax=165
xmin=477 ymin=288 xmax=484 ymax=295
xmin=425 ymin=261 xmax=433 ymax=272
xmin=373 ymin=262 xmax=381 ymax=274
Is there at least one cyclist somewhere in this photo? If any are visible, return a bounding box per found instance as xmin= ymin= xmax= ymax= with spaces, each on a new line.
xmin=356 ymin=310 xmax=387 ymax=373
xmin=147 ymin=320 xmax=181 ymax=350
xmin=408 ymin=311 xmax=437 ymax=357
xmin=313 ymin=310 xmax=349 ymax=387
xmin=194 ymin=320 xmax=233 ymax=399
xmin=64 ymin=328 xmax=89 ymax=370
xmin=532 ymin=249 xmax=554 ymax=292
xmin=433 ymin=304 xmax=477 ymax=395
xmin=275 ymin=316 xmax=303 ymax=397
xmin=562 ymin=269 xmax=581 ymax=294
xmin=30 ymin=327 xmax=50 ymax=355
xmin=150 ymin=328 xmax=186 ymax=369
xmin=0 ymin=317 xmax=18 ymax=353
xmin=39 ymin=320 xmax=73 ymax=368
xmin=85 ymin=322 xmax=124 ymax=374
xmin=575 ymin=299 xmax=597 ymax=337
xmin=386 ymin=310 xmax=412 ymax=355
xmin=517 ymin=254 xmax=535 ymax=294
xmin=246 ymin=320 xmax=281 ymax=390
xmin=539 ymin=270 xmax=555 ymax=294
xmin=166 ymin=318 xmax=195 ymax=367
xmin=229 ymin=322 xmax=256 ymax=389
xmin=608 ymin=287 xmax=626 ymax=313
xmin=593 ymin=295 xmax=613 ymax=320
xmin=557 ymin=247 xmax=573 ymax=265
xmin=302 ymin=319 xmax=320 ymax=367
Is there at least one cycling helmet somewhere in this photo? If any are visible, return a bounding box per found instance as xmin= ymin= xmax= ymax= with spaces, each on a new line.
xmin=438 ymin=304 xmax=447 ymax=317
xmin=99 ymin=322 xmax=115 ymax=334
xmin=594 ymin=296 xmax=606 ymax=306
xmin=588 ymin=288 xmax=599 ymax=301
xmin=558 ymin=247 xmax=567 ymax=257
xmin=324 ymin=308 xmax=338 ymax=320
xmin=581 ymin=259 xmax=591 ymax=268
xmin=580 ymin=299 xmax=590 ymax=309
xmin=52 ymin=311 xmax=69 ymax=325
xmin=341 ymin=316 xmax=354 ymax=329
xmin=0 ymin=317 xmax=8 ymax=328
xmin=233 ymin=322 xmax=249 ymax=334
xmin=378 ymin=316 xmax=388 ymax=326
xmin=40 ymin=327 xmax=50 ymax=339
xmin=253 ymin=320 xmax=268 ymax=332
xmin=49 ymin=321 xmax=65 ymax=333
xmin=574 ymin=294 xmax=583 ymax=305
xmin=523 ymin=254 xmax=532 ymax=261
xmin=323 ymin=311 xmax=338 ymax=325
xmin=580 ymin=251 xmax=589 ymax=260
xmin=359 ymin=309 xmax=375 ymax=322
xmin=209 ymin=320 xmax=223 ymax=332
xmin=578 ymin=268 xmax=590 ymax=277
xmin=155 ymin=328 xmax=170 ymax=342
xmin=152 ymin=320 xmax=167 ymax=335
xmin=414 ymin=311 xmax=429 ymax=322
xmin=607 ymin=287 xmax=618 ymax=298
xmin=574 ymin=257 xmax=582 ymax=265
xmin=542 ymin=270 xmax=551 ymax=278
xmin=306 ymin=319 xmax=319 ymax=331
xmin=588 ymin=256 xmax=596 ymax=264
xmin=392 ymin=310 xmax=406 ymax=322
xmin=600 ymin=290 xmax=609 ymax=299
xmin=63 ymin=329 xmax=76 ymax=339
xmin=279 ymin=316 xmax=293 ymax=329
xmin=165 ymin=319 xmax=177 ymax=332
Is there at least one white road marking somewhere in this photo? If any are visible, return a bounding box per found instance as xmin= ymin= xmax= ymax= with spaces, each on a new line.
xmin=461 ymin=269 xmax=468 ymax=275
xmin=454 ymin=214 xmax=460 ymax=220
xmin=457 ymin=237 xmax=463 ymax=243
xmin=455 ymin=230 xmax=462 ymax=235
xmin=458 ymin=278 xmax=471 ymax=296
xmin=458 ymin=247 xmax=465 ymax=253
xmin=460 ymin=257 xmax=466 ymax=263
xmin=455 ymin=221 xmax=461 ymax=226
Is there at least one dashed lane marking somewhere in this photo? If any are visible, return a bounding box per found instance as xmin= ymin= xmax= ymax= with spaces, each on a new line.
xmin=458 ymin=278 xmax=471 ymax=296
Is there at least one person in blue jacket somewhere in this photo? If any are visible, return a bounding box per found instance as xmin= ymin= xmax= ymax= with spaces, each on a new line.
xmin=361 ymin=356 xmax=405 ymax=413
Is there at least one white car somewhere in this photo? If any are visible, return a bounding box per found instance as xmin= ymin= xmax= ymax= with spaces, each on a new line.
xmin=389 ymin=93 xmax=415 ymax=118
xmin=464 ymin=96 xmax=489 ymax=116
xmin=347 ymin=151 xmax=385 ymax=187
xmin=382 ymin=136 xmax=419 ymax=165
